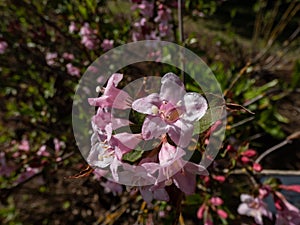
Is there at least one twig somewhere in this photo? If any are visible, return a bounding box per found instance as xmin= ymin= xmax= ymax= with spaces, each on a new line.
xmin=255 ymin=131 xmax=300 ymax=164
xmin=177 ymin=0 xmax=185 ymax=84
xmin=223 ymin=61 xmax=251 ymax=97
xmin=225 ymin=169 xmax=300 ymax=176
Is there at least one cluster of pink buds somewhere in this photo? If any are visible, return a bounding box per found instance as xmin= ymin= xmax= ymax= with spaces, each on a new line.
xmin=87 ymin=72 xmax=209 ymax=203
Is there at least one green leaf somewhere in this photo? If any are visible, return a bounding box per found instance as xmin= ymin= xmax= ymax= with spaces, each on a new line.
xmin=244 ymin=79 xmax=278 ymax=100
xmin=185 ymin=194 xmax=202 ymax=205
xmin=291 ymin=60 xmax=300 ymax=90
xmin=122 ymin=149 xmax=143 ymax=163
xmin=193 ymin=105 xmax=226 ymax=135
xmin=78 ymin=5 xmax=88 ymax=19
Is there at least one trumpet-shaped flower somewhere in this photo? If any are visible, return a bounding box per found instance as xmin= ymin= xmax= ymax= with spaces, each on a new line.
xmin=143 ymin=140 xmax=207 ymax=194
xmin=237 ymin=194 xmax=272 ymax=225
xmin=274 ymin=191 xmax=300 ymax=225
xmin=88 ymin=73 xmax=132 ymax=110
xmin=132 ymin=73 xmax=207 ymax=147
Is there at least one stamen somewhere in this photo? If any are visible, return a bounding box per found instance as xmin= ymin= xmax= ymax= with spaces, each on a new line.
xmin=151 ymin=105 xmax=159 ymax=115
xmin=165 ymin=179 xmax=173 ymax=186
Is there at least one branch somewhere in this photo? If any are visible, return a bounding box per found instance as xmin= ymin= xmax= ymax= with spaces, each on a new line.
xmin=255 ymin=131 xmax=300 ymax=164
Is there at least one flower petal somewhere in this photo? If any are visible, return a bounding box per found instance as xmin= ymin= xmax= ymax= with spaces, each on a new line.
xmin=142 ymin=116 xmax=168 ymax=140
xmin=160 ymin=73 xmax=185 ymax=105
xmin=168 ymin=119 xmax=194 ymax=147
xmin=184 ymin=162 xmax=209 ymax=176
xmin=153 ymin=188 xmax=169 ymax=201
xmin=173 ymin=170 xmax=196 ymax=195
xmin=182 ymin=92 xmax=208 ymax=122
xmin=105 ymin=73 xmax=123 ymax=91
xmin=132 ymin=93 xmax=161 ymax=115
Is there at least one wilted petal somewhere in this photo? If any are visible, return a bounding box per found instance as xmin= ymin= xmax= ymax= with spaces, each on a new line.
xmin=168 ymin=119 xmax=194 ymax=147
xmin=142 ymin=116 xmax=168 ymax=140
xmin=160 ymin=73 xmax=185 ymax=105
xmin=182 ymin=92 xmax=208 ymax=122
xmin=132 ymin=93 xmax=161 ymax=115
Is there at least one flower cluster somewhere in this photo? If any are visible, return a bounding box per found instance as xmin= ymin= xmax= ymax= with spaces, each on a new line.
xmin=79 ymin=22 xmax=99 ymax=50
xmin=131 ymin=0 xmax=173 ymax=41
xmin=87 ymin=72 xmax=208 ymax=203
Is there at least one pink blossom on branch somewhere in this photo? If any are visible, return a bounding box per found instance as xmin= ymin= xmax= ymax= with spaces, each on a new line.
xmin=45 ymin=52 xmax=57 ymax=66
xmin=79 ymin=22 xmax=99 ymax=50
xmin=68 ymin=21 xmax=77 ymax=33
xmin=142 ymin=139 xmax=208 ymax=195
xmin=0 ymin=40 xmax=8 ymax=54
xmin=62 ymin=52 xmax=75 ymax=60
xmin=237 ymin=194 xmax=272 ymax=225
xmin=66 ymin=63 xmax=80 ymax=77
xmin=88 ymin=73 xmax=132 ymax=110
xmin=18 ymin=138 xmax=30 ymax=151
xmin=132 ymin=72 xmax=208 ymax=147
xmin=274 ymin=191 xmax=300 ymax=225
xmin=101 ymin=39 xmax=114 ymax=51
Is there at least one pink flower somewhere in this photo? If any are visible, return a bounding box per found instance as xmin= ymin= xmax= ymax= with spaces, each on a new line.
xmin=62 ymin=52 xmax=74 ymax=60
xmin=101 ymin=39 xmax=114 ymax=51
xmin=274 ymin=191 xmax=300 ymax=225
xmin=88 ymin=73 xmax=132 ymax=110
xmin=79 ymin=23 xmax=98 ymax=50
xmin=0 ymin=41 xmax=8 ymax=54
xmin=237 ymin=194 xmax=272 ymax=225
xmin=87 ymin=131 xmax=142 ymax=183
xmin=132 ymin=73 xmax=207 ymax=147
xmin=66 ymin=63 xmax=80 ymax=77
xmin=37 ymin=145 xmax=50 ymax=157
xmin=143 ymin=140 xmax=207 ymax=194
xmin=68 ymin=21 xmax=77 ymax=33
xmin=45 ymin=52 xmax=57 ymax=66
xmin=91 ymin=107 xmax=130 ymax=141
xmin=138 ymin=0 xmax=154 ymax=18
xmin=18 ymin=139 xmax=30 ymax=151
xmin=210 ymin=197 xmax=224 ymax=206
xmin=154 ymin=4 xmax=172 ymax=24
